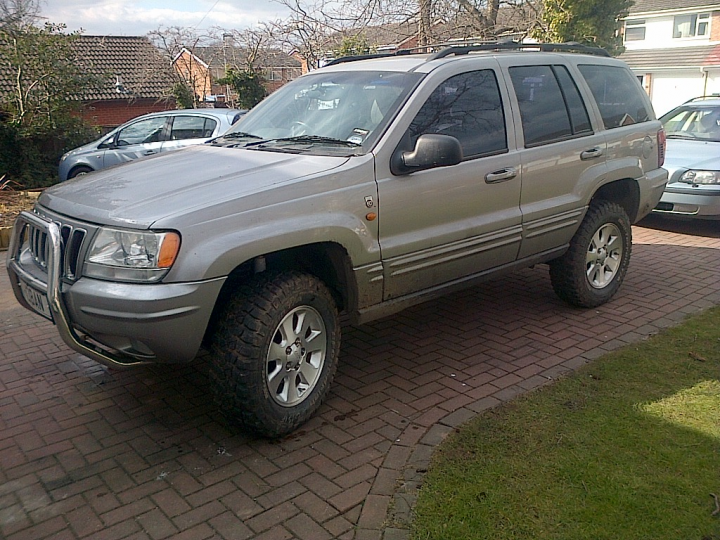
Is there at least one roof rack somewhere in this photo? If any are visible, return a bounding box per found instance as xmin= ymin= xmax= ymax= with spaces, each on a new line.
xmin=324 ymin=41 xmax=610 ymax=67
xmin=324 ymin=47 xmax=421 ymax=66
xmin=428 ymin=42 xmax=611 ymax=59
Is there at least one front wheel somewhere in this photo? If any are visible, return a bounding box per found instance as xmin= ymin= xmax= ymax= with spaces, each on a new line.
xmin=550 ymin=200 xmax=632 ymax=308
xmin=210 ymin=271 xmax=340 ymax=437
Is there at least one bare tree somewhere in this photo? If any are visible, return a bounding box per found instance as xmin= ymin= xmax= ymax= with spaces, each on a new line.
xmin=271 ymin=0 xmax=538 ymax=69
xmin=0 ymin=0 xmax=40 ymax=28
xmin=148 ymin=26 xmax=220 ymax=107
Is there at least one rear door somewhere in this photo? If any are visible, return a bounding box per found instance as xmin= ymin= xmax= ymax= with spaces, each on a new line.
xmin=497 ymin=58 xmax=609 ymax=258
xmin=162 ymin=115 xmax=220 ymax=152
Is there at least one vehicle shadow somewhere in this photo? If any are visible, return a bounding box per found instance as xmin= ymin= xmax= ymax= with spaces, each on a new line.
xmin=638 ymin=214 xmax=720 ymax=238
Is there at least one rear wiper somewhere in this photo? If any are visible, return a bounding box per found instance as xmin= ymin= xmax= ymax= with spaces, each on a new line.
xmin=264 ymin=135 xmax=362 ymax=147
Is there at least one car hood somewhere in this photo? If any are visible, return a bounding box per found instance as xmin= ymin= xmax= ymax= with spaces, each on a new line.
xmin=40 ymin=145 xmax=349 ymax=228
xmin=664 ymin=139 xmax=720 ymax=175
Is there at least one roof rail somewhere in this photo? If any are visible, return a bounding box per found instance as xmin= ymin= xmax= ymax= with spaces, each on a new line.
xmin=323 ymin=41 xmax=611 ymax=67
xmin=324 ymin=49 xmax=415 ymax=66
xmin=427 ymin=42 xmax=611 ymax=59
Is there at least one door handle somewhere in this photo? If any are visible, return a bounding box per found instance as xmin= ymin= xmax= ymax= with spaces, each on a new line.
xmin=142 ymin=150 xmax=158 ymax=156
xmin=485 ymin=167 xmax=517 ymax=183
xmin=580 ymin=147 xmax=604 ymax=160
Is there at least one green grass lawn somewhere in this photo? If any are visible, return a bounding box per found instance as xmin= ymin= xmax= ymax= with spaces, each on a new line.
xmin=411 ymin=306 xmax=720 ymax=540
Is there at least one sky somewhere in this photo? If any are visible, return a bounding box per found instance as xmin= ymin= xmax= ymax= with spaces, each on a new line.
xmin=40 ymin=0 xmax=291 ymax=36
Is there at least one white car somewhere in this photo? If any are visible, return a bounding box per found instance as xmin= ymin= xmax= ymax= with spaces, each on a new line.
xmin=654 ymin=96 xmax=720 ymax=219
xmin=59 ymin=108 xmax=245 ymax=181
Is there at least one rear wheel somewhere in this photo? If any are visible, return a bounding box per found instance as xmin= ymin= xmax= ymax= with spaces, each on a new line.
xmin=550 ymin=200 xmax=632 ymax=308
xmin=210 ymin=271 xmax=340 ymax=437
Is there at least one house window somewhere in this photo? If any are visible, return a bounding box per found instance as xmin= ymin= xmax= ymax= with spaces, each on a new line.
xmin=625 ymin=19 xmax=646 ymax=41
xmin=673 ymin=13 xmax=710 ymax=38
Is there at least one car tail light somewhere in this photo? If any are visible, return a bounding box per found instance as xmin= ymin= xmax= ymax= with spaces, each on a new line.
xmin=657 ymin=128 xmax=666 ymax=167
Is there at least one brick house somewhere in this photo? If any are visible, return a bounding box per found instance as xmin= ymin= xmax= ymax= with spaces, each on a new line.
xmin=619 ymin=0 xmax=720 ymax=115
xmin=73 ymin=35 xmax=177 ymax=131
xmin=173 ymin=40 xmax=302 ymax=105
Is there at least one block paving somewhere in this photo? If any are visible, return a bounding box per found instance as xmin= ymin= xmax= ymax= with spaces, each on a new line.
xmin=1 ymin=215 xmax=719 ymax=539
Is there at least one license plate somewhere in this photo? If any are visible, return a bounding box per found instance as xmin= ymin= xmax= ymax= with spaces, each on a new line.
xmin=18 ymin=280 xmax=53 ymax=321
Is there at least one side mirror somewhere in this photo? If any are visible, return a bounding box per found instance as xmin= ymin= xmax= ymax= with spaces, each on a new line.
xmin=392 ymin=134 xmax=463 ymax=175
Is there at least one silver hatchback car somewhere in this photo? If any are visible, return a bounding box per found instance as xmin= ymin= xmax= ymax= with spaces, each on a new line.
xmin=59 ymin=108 xmax=245 ymax=181
xmin=653 ymin=96 xmax=720 ymax=219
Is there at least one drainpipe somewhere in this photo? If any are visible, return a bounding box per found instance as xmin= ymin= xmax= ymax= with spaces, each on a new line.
xmin=701 ymin=65 xmax=709 ymax=96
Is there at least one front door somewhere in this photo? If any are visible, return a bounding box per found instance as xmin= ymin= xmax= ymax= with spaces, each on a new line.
xmin=103 ymin=115 xmax=168 ymax=169
xmin=375 ymin=68 xmax=523 ymax=300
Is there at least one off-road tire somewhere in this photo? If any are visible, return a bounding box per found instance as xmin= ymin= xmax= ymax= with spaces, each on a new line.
xmin=550 ymin=200 xmax=632 ymax=308
xmin=210 ymin=271 xmax=340 ymax=437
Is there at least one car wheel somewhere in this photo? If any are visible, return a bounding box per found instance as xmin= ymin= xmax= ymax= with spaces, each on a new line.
xmin=210 ymin=271 xmax=340 ymax=437
xmin=68 ymin=165 xmax=93 ymax=179
xmin=550 ymin=200 xmax=632 ymax=308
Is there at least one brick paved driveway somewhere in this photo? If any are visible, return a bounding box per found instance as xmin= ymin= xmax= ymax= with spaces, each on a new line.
xmin=1 ymin=215 xmax=719 ymax=540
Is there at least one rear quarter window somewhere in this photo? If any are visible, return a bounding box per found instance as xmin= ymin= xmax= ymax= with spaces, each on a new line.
xmin=578 ymin=64 xmax=650 ymax=129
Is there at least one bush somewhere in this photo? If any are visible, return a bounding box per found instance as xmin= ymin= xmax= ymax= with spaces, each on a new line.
xmin=0 ymin=116 xmax=98 ymax=189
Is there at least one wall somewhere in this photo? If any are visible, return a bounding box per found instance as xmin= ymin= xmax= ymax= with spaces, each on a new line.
xmin=624 ymin=11 xmax=715 ymax=50
xmin=81 ymin=99 xmax=176 ymax=132
xmin=648 ymin=71 xmax=720 ymax=115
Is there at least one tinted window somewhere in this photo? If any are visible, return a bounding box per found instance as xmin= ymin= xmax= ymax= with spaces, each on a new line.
xmin=510 ymin=65 xmax=579 ymax=146
xmin=554 ymin=66 xmax=592 ymax=134
xmin=116 ymin=117 xmax=167 ymax=146
xmin=170 ymin=116 xmax=217 ymax=140
xmin=408 ymin=70 xmax=507 ymax=158
xmin=578 ymin=64 xmax=651 ymax=129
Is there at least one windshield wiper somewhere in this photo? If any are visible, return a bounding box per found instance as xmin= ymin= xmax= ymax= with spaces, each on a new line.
xmin=264 ymin=135 xmax=362 ymax=148
xmin=216 ymin=131 xmax=263 ymax=140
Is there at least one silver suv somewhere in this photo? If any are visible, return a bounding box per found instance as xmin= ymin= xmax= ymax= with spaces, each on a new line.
xmin=7 ymin=43 xmax=668 ymax=437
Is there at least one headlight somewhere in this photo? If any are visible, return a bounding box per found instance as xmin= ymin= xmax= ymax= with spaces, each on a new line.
xmin=679 ymin=170 xmax=720 ymax=185
xmin=84 ymin=228 xmax=181 ymax=282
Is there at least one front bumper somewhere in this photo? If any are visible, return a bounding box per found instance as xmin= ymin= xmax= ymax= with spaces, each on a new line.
xmin=6 ymin=211 xmax=225 ymax=367
xmin=653 ymin=184 xmax=720 ymax=219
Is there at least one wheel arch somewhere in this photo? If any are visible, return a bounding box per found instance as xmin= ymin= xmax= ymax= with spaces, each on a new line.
xmin=591 ymin=177 xmax=640 ymax=223
xmin=203 ymin=242 xmax=357 ymax=345
xmin=67 ymin=163 xmax=95 ymax=179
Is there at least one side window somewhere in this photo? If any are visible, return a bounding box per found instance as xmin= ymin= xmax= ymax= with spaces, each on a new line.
xmin=408 ymin=70 xmax=507 ymax=158
xmin=169 ymin=116 xmax=218 ymax=140
xmin=509 ymin=65 xmax=591 ymax=147
xmin=578 ymin=64 xmax=651 ymax=129
xmin=116 ymin=117 xmax=167 ymax=146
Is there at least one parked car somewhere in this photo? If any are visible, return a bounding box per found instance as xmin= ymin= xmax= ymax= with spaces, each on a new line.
xmin=653 ymin=96 xmax=720 ymax=219
xmin=59 ymin=108 xmax=246 ymax=181
xmin=8 ymin=43 xmax=667 ymax=437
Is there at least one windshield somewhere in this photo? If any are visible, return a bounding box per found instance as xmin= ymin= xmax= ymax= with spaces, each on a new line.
xmin=222 ymin=70 xmax=423 ymax=155
xmin=661 ymin=105 xmax=720 ymax=142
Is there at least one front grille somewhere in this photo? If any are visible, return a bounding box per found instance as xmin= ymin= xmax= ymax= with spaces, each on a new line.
xmin=23 ymin=211 xmax=89 ymax=281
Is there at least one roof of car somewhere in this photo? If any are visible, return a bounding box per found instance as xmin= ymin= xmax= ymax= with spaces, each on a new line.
xmin=137 ymin=108 xmax=245 ymax=120
xmin=318 ymin=42 xmax=615 ymax=75
xmin=683 ymin=95 xmax=720 ymax=105
xmin=324 ymin=42 xmax=610 ymax=67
